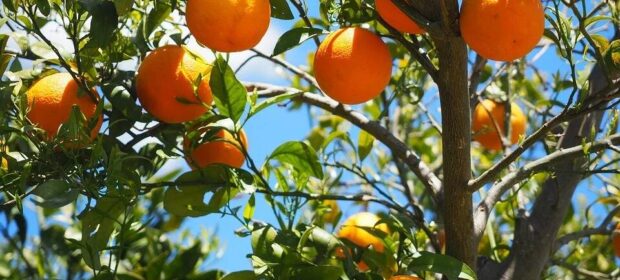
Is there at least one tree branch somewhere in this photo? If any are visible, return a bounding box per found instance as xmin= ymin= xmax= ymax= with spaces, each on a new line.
xmin=554 ymin=206 xmax=620 ymax=251
xmin=244 ymin=82 xmax=443 ymax=202
xmin=474 ymin=134 xmax=620 ymax=242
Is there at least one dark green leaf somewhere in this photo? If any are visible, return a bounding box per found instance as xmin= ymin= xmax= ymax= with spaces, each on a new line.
xmin=292 ymin=265 xmax=342 ymax=280
xmin=268 ymin=141 xmax=323 ymax=179
xmin=270 ymin=0 xmax=293 ymax=20
xmin=163 ymin=166 xmax=241 ymax=217
xmin=272 ymin=27 xmax=323 ymax=56
xmin=164 ymin=242 xmax=202 ymax=279
xmin=80 ymin=197 xmax=125 ymax=269
xmin=32 ymin=179 xmax=78 ymax=208
xmin=409 ymin=251 xmax=477 ymax=280
xmin=250 ymin=91 xmax=300 ymax=116
xmin=210 ymin=56 xmax=247 ymax=123
xmin=221 ymin=270 xmax=256 ymax=280
xmin=114 ymin=0 xmax=134 ymax=16
xmin=89 ymin=1 xmax=119 ymax=48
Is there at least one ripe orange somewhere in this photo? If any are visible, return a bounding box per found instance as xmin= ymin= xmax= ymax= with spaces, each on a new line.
xmin=337 ymin=212 xmax=389 ymax=252
xmin=459 ymin=0 xmax=545 ymax=61
xmin=314 ymin=27 xmax=392 ymax=105
xmin=26 ymin=73 xmax=102 ymax=140
xmin=390 ymin=276 xmax=422 ymax=280
xmin=472 ymin=100 xmax=526 ymax=151
xmin=184 ymin=127 xmax=248 ymax=169
xmin=185 ymin=0 xmax=271 ymax=52
xmin=613 ymin=224 xmax=620 ymax=258
xmin=375 ymin=0 xmax=424 ymax=34
xmin=136 ymin=45 xmax=213 ymax=124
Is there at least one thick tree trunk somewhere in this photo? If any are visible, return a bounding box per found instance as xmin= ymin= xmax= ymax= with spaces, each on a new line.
xmin=435 ymin=35 xmax=475 ymax=268
xmin=501 ymin=64 xmax=610 ymax=279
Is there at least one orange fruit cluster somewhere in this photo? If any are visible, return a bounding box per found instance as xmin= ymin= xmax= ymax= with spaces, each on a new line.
xmin=26 ymin=73 xmax=102 ymax=141
xmin=460 ymin=0 xmax=545 ymax=61
xmin=186 ymin=0 xmax=271 ymax=52
xmin=472 ymin=100 xmax=526 ymax=150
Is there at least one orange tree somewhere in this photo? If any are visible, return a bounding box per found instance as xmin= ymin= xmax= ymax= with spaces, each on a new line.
xmin=0 ymin=0 xmax=620 ymax=279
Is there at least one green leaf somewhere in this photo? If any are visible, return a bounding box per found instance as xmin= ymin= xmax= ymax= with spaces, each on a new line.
xmin=250 ymin=91 xmax=300 ymax=117
xmin=243 ymin=194 xmax=255 ymax=222
xmin=272 ymin=27 xmax=323 ymax=56
xmin=88 ymin=1 xmax=119 ymax=48
xmin=583 ymin=15 xmax=611 ymax=28
xmin=163 ymin=166 xmax=241 ymax=217
xmin=114 ymin=0 xmax=134 ymax=16
xmin=164 ymin=242 xmax=202 ymax=279
xmin=31 ymin=179 xmax=78 ymax=208
xmin=268 ymin=141 xmax=323 ymax=179
xmin=135 ymin=1 xmax=172 ymax=51
xmin=251 ymin=225 xmax=283 ymax=260
xmin=357 ymin=130 xmax=374 ymax=161
xmin=210 ymin=56 xmax=247 ymax=124
xmin=409 ymin=251 xmax=477 ymax=280
xmin=80 ymin=197 xmax=125 ymax=269
xmin=291 ymin=265 xmax=343 ymax=280
xmin=221 ymin=270 xmax=256 ymax=280
xmin=269 ymin=0 xmax=293 ymax=20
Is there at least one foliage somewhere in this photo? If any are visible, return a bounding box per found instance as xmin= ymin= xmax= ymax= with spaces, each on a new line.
xmin=0 ymin=0 xmax=619 ymax=279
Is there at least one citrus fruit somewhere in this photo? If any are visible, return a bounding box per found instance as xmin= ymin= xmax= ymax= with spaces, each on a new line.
xmin=460 ymin=0 xmax=545 ymax=61
xmin=186 ymin=0 xmax=271 ymax=52
xmin=337 ymin=212 xmax=389 ymax=252
xmin=184 ymin=127 xmax=248 ymax=169
xmin=472 ymin=100 xmax=526 ymax=151
xmin=314 ymin=27 xmax=392 ymax=105
xmin=375 ymin=0 xmax=424 ymax=34
xmin=136 ymin=45 xmax=213 ymax=123
xmin=26 ymin=73 xmax=102 ymax=140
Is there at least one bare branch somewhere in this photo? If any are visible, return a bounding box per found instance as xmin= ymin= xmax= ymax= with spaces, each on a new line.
xmin=244 ymin=82 xmax=443 ymax=202
xmin=474 ymin=134 xmax=620 ymax=241
xmin=554 ymin=206 xmax=620 ymax=251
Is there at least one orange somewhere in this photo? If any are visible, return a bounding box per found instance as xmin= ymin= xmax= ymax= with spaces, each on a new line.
xmin=459 ymin=0 xmax=545 ymax=61
xmin=337 ymin=212 xmax=389 ymax=252
xmin=1 ymin=157 xmax=6 ymax=170
xmin=375 ymin=0 xmax=424 ymax=34
xmin=186 ymin=0 xmax=271 ymax=52
xmin=472 ymin=100 xmax=526 ymax=151
xmin=136 ymin=45 xmax=213 ymax=123
xmin=390 ymin=276 xmax=422 ymax=280
xmin=26 ymin=73 xmax=102 ymax=140
xmin=314 ymin=27 xmax=392 ymax=105
xmin=613 ymin=224 xmax=620 ymax=258
xmin=184 ymin=127 xmax=248 ymax=169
